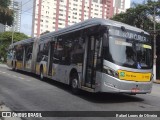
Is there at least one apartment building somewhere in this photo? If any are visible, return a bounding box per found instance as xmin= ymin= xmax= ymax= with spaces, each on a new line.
xmin=113 ymin=0 xmax=130 ymax=14
xmin=7 ymin=0 xmax=22 ymax=32
xmin=32 ymin=0 xmax=130 ymax=37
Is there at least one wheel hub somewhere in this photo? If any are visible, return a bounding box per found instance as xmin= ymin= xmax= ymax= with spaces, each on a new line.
xmin=72 ymin=79 xmax=78 ymax=88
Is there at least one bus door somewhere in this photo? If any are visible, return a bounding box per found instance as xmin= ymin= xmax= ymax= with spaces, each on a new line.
xmin=84 ymin=35 xmax=99 ymax=88
xmin=48 ymin=41 xmax=55 ymax=76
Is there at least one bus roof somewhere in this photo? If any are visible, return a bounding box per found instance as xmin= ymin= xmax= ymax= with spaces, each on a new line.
xmin=40 ymin=18 xmax=149 ymax=40
xmin=11 ymin=37 xmax=35 ymax=47
xmin=11 ymin=18 xmax=149 ymax=45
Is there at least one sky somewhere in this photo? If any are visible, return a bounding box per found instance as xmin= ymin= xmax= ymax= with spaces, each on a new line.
xmin=15 ymin=0 xmax=33 ymax=36
xmin=17 ymin=0 xmax=145 ymax=36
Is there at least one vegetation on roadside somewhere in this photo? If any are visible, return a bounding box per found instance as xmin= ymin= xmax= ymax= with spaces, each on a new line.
xmin=111 ymin=0 xmax=160 ymax=31
xmin=0 ymin=32 xmax=29 ymax=62
xmin=0 ymin=0 xmax=14 ymax=26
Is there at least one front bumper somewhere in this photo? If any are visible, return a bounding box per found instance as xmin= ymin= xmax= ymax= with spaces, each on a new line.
xmin=99 ymin=73 xmax=152 ymax=94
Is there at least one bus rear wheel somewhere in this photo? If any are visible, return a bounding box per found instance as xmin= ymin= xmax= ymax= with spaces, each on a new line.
xmin=71 ymin=75 xmax=80 ymax=94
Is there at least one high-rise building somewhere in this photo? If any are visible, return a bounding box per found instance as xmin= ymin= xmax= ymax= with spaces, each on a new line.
xmin=6 ymin=0 xmax=22 ymax=32
xmin=113 ymin=0 xmax=130 ymax=14
xmin=0 ymin=24 xmax=5 ymax=33
xmin=32 ymin=0 xmax=130 ymax=37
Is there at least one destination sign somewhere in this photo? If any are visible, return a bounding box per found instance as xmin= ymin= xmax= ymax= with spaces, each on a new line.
xmin=109 ymin=29 xmax=147 ymax=42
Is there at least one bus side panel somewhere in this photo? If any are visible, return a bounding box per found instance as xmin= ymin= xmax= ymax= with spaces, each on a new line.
xmin=36 ymin=63 xmax=40 ymax=75
xmin=55 ymin=65 xmax=72 ymax=84
xmin=94 ymin=71 xmax=102 ymax=92
xmin=51 ymin=64 xmax=79 ymax=85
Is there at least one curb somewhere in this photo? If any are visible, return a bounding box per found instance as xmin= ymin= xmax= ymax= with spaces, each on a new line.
xmin=0 ymin=102 xmax=22 ymax=120
xmin=153 ymin=80 xmax=160 ymax=84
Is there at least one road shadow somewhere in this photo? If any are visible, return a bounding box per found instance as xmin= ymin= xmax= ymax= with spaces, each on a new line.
xmin=8 ymin=69 xmax=144 ymax=103
xmin=77 ymin=92 xmax=144 ymax=103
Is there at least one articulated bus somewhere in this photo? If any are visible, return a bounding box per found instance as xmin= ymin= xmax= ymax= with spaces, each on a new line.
xmin=7 ymin=18 xmax=153 ymax=94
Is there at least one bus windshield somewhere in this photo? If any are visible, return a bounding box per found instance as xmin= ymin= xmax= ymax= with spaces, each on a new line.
xmin=103 ymin=28 xmax=153 ymax=69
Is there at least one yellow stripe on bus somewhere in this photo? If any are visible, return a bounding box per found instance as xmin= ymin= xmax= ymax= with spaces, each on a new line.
xmin=16 ymin=61 xmax=23 ymax=69
xmin=118 ymin=70 xmax=151 ymax=82
xmin=36 ymin=64 xmax=40 ymax=74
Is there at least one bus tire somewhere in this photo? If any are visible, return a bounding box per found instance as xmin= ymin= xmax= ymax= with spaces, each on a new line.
xmin=71 ymin=74 xmax=80 ymax=94
xmin=40 ymin=66 xmax=44 ymax=80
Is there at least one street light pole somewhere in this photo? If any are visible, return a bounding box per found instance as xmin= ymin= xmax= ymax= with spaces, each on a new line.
xmin=153 ymin=4 xmax=157 ymax=81
xmin=11 ymin=25 xmax=14 ymax=45
xmin=11 ymin=0 xmax=14 ymax=46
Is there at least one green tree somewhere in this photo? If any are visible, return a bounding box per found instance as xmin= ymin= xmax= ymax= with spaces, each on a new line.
xmin=0 ymin=0 xmax=14 ymax=26
xmin=111 ymin=1 xmax=160 ymax=31
xmin=0 ymin=32 xmax=29 ymax=62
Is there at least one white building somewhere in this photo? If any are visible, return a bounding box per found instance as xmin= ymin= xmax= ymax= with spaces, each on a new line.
xmin=113 ymin=0 xmax=130 ymax=14
xmin=32 ymin=0 xmax=130 ymax=37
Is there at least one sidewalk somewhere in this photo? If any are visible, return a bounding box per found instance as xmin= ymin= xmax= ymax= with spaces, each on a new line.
xmin=0 ymin=63 xmax=8 ymax=68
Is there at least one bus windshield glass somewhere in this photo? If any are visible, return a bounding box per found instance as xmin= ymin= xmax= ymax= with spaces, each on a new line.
xmin=103 ymin=27 xmax=153 ymax=69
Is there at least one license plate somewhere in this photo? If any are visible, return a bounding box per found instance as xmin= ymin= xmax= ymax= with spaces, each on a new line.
xmin=118 ymin=70 xmax=151 ymax=82
xmin=131 ymin=88 xmax=140 ymax=93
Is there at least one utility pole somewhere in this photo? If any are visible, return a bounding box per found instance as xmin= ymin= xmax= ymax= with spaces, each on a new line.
xmin=153 ymin=3 xmax=157 ymax=82
xmin=11 ymin=0 xmax=14 ymax=46
xmin=11 ymin=25 xmax=14 ymax=45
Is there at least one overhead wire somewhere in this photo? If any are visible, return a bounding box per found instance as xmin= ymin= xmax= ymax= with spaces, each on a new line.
xmin=21 ymin=0 xmax=32 ymax=7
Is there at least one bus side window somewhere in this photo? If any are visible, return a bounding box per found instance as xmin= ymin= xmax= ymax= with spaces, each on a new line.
xmin=53 ymin=38 xmax=64 ymax=64
xmin=53 ymin=36 xmax=74 ymax=65
xmin=15 ymin=45 xmax=23 ymax=61
xmin=43 ymin=42 xmax=49 ymax=62
xmin=37 ymin=42 xmax=49 ymax=62
xmin=70 ymin=37 xmax=84 ymax=64
xmin=37 ymin=43 xmax=44 ymax=62
xmin=25 ymin=44 xmax=33 ymax=61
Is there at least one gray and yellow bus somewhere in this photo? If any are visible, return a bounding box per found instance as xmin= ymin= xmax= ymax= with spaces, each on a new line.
xmin=7 ymin=18 xmax=153 ymax=94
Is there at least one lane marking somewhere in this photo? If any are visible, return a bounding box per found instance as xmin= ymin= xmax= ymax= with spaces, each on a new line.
xmin=12 ymin=75 xmax=18 ymax=78
xmin=18 ymin=77 xmax=25 ymax=80
xmin=0 ymin=70 xmax=32 ymax=82
xmin=26 ymin=80 xmax=31 ymax=81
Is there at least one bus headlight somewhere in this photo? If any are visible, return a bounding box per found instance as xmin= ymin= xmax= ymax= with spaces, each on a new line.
xmin=103 ymin=66 xmax=119 ymax=78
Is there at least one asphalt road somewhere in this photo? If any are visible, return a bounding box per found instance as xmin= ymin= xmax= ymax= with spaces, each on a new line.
xmin=0 ymin=65 xmax=160 ymax=120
